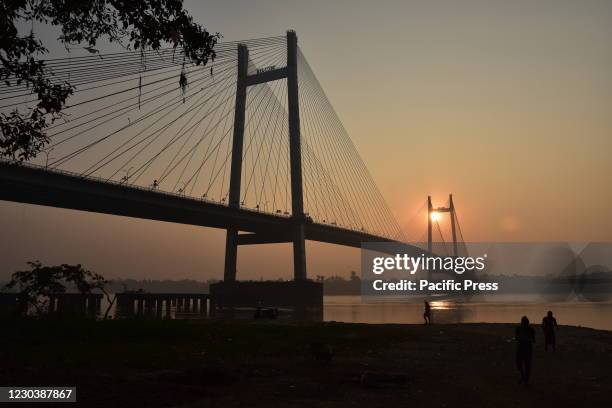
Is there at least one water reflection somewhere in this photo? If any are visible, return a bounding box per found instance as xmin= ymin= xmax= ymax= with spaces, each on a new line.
xmin=323 ymin=296 xmax=612 ymax=330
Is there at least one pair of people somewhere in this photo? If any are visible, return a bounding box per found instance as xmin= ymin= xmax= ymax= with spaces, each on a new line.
xmin=515 ymin=311 xmax=558 ymax=384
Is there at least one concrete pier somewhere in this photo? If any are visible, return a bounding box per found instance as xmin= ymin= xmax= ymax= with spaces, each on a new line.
xmin=114 ymin=293 xmax=212 ymax=319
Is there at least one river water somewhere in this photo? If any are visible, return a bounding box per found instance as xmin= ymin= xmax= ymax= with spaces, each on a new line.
xmin=100 ymin=294 xmax=612 ymax=330
xmin=323 ymin=296 xmax=612 ymax=330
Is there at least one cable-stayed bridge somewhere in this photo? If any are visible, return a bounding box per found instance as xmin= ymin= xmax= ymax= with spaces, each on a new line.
xmin=0 ymin=31 xmax=464 ymax=281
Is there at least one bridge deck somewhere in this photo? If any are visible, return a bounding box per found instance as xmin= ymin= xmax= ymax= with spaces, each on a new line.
xmin=0 ymin=162 xmax=421 ymax=252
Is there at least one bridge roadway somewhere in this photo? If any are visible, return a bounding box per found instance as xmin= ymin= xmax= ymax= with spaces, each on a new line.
xmin=0 ymin=161 xmax=424 ymax=255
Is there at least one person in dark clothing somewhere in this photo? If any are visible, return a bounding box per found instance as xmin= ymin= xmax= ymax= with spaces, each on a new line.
xmin=423 ymin=301 xmax=431 ymax=325
xmin=515 ymin=316 xmax=535 ymax=384
xmin=542 ymin=311 xmax=558 ymax=352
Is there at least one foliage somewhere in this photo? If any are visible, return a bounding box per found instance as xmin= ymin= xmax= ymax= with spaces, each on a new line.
xmin=0 ymin=0 xmax=220 ymax=160
xmin=4 ymin=261 xmax=114 ymax=317
xmin=315 ymin=272 xmax=362 ymax=295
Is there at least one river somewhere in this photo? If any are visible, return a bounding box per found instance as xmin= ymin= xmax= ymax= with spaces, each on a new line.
xmin=100 ymin=294 xmax=612 ymax=330
xmin=323 ymin=296 xmax=612 ymax=330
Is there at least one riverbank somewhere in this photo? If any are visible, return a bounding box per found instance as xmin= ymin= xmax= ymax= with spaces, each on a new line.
xmin=1 ymin=319 xmax=610 ymax=407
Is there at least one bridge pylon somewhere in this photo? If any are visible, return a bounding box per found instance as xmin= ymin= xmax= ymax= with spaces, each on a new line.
xmin=223 ymin=30 xmax=307 ymax=282
xmin=427 ymin=194 xmax=459 ymax=257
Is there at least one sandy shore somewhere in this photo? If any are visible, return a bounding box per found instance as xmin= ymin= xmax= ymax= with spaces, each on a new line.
xmin=1 ymin=319 xmax=610 ymax=407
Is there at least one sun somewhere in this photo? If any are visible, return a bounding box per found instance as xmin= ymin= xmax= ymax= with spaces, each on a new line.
xmin=430 ymin=211 xmax=441 ymax=222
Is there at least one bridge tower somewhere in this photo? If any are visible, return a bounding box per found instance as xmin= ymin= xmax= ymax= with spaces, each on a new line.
xmin=224 ymin=30 xmax=307 ymax=282
xmin=427 ymin=194 xmax=459 ymax=257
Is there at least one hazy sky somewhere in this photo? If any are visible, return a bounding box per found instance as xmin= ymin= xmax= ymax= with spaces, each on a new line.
xmin=1 ymin=0 xmax=611 ymax=281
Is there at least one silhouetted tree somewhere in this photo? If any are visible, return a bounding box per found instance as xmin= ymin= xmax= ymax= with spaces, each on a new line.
xmin=0 ymin=0 xmax=220 ymax=160
xmin=4 ymin=261 xmax=115 ymax=317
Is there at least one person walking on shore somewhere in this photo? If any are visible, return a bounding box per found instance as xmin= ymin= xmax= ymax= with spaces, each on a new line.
xmin=423 ymin=301 xmax=432 ymax=325
xmin=515 ymin=316 xmax=535 ymax=384
xmin=542 ymin=311 xmax=558 ymax=352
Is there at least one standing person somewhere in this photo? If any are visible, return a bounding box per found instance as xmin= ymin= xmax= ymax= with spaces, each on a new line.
xmin=515 ymin=316 xmax=535 ymax=384
xmin=423 ymin=301 xmax=432 ymax=325
xmin=542 ymin=311 xmax=558 ymax=352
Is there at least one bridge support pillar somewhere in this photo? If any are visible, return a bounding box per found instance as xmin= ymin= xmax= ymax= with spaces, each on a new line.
xmin=449 ymin=194 xmax=458 ymax=257
xmin=427 ymin=195 xmax=433 ymax=253
xmin=223 ymin=31 xmax=307 ymax=282
xmin=287 ymin=30 xmax=307 ymax=281
xmin=427 ymin=194 xmax=459 ymax=257
xmin=292 ymin=224 xmax=307 ymax=281
xmin=223 ymin=43 xmax=248 ymax=283
xmin=224 ymin=229 xmax=238 ymax=282
xmin=427 ymin=195 xmax=433 ymax=284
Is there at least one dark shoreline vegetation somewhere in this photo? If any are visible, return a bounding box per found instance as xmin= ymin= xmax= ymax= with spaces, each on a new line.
xmin=1 ymin=318 xmax=611 ymax=407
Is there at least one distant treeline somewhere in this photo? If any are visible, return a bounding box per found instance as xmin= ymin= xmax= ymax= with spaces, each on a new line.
xmin=108 ymin=275 xmax=364 ymax=295
xmin=2 ymin=270 xmax=610 ymax=296
xmin=317 ymin=270 xmax=612 ymax=296
xmin=0 ymin=278 xmax=217 ymax=294
xmin=0 ymin=274 xmax=363 ymax=295
xmin=106 ymin=279 xmax=218 ymax=293
xmin=490 ymin=271 xmax=612 ymax=295
xmin=315 ymin=272 xmax=361 ymax=295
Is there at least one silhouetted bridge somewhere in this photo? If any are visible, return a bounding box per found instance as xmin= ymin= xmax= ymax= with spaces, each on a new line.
xmin=0 ymin=161 xmax=399 ymax=251
xmin=0 ymin=31 xmax=467 ymax=292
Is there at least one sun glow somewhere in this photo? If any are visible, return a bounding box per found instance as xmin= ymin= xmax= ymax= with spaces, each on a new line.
xmin=430 ymin=212 xmax=441 ymax=222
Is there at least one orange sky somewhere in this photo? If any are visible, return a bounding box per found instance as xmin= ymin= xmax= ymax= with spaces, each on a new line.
xmin=1 ymin=0 xmax=611 ymax=281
